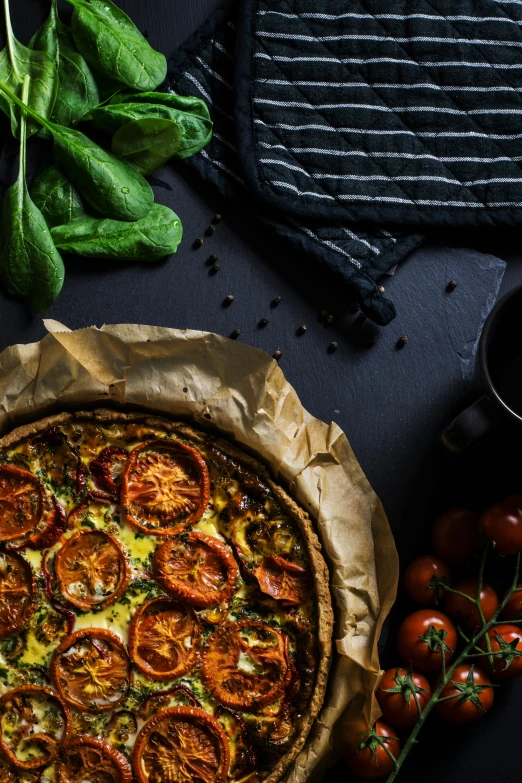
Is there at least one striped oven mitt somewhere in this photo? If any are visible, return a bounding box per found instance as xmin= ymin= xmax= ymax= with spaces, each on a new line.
xmin=169 ymin=0 xmax=522 ymax=322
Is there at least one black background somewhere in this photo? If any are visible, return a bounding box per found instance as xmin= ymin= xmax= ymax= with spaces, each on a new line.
xmin=2 ymin=2 xmax=522 ymax=782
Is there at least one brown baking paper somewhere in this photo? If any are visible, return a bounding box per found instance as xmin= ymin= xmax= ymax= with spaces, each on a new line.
xmin=0 ymin=320 xmax=398 ymax=782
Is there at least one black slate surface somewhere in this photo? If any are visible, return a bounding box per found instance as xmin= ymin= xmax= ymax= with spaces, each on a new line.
xmin=1 ymin=2 xmax=522 ymax=783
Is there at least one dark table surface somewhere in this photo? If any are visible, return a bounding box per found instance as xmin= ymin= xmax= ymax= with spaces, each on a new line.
xmin=2 ymin=2 xmax=522 ymax=782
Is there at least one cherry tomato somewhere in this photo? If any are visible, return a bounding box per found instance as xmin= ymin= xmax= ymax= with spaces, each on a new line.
xmin=443 ymin=578 xmax=498 ymax=630
xmin=501 ymin=585 xmax=522 ymax=620
xmin=435 ymin=664 xmax=494 ymax=724
xmin=403 ymin=556 xmax=450 ymax=605
xmin=481 ymin=625 xmax=522 ymax=680
xmin=431 ymin=508 xmax=481 ymax=565
xmin=344 ymin=721 xmax=400 ymax=781
xmin=376 ymin=667 xmax=431 ymax=728
xmin=479 ymin=496 xmax=522 ymax=556
xmin=397 ymin=609 xmax=457 ymax=672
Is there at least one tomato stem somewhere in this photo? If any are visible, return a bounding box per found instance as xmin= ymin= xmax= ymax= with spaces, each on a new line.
xmin=384 ymin=549 xmax=521 ymax=783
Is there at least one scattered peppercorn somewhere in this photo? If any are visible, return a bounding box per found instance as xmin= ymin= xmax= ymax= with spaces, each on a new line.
xmin=259 ymin=317 xmax=269 ymax=327
xmin=213 ymin=213 xmax=222 ymax=224
xmin=446 ymin=280 xmax=457 ymax=292
xmin=230 ymin=329 xmax=240 ymax=339
xmin=396 ymin=335 xmax=408 ymax=349
xmin=223 ymin=294 xmax=234 ymax=306
xmin=327 ymin=341 xmax=338 ymax=353
xmin=297 ymin=324 xmax=307 ymax=335
xmin=210 ymin=262 xmax=220 ymax=274
xmin=273 ymin=350 xmax=282 ymax=360
xmin=379 ymin=286 xmax=385 ymax=293
xmin=271 ymin=296 xmax=282 ymax=307
xmin=209 ymin=253 xmax=218 ymax=262
xmin=205 ymin=225 xmax=216 ymax=236
xmin=193 ymin=237 xmax=204 ymax=248
xmin=326 ymin=314 xmax=334 ymax=324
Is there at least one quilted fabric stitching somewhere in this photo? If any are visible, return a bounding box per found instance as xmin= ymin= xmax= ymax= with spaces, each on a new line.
xmin=252 ymin=0 xmax=522 ymax=212
xmin=253 ymin=0 xmax=490 ymax=208
xmin=182 ymin=26 xmax=399 ymax=265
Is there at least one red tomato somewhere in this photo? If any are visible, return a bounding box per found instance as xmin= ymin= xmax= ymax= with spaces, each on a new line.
xmin=376 ymin=667 xmax=431 ymax=728
xmin=435 ymin=664 xmax=494 ymax=724
xmin=431 ymin=508 xmax=481 ymax=565
xmin=479 ymin=496 xmax=522 ymax=556
xmin=481 ymin=625 xmax=522 ymax=680
xmin=397 ymin=610 xmax=457 ymax=672
xmin=501 ymin=585 xmax=522 ymax=620
xmin=344 ymin=721 xmax=400 ymax=780
xmin=403 ymin=556 xmax=450 ymax=605
xmin=443 ymin=578 xmax=498 ymax=630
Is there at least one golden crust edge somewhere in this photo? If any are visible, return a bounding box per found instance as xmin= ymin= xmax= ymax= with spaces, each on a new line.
xmin=0 ymin=408 xmax=335 ymax=783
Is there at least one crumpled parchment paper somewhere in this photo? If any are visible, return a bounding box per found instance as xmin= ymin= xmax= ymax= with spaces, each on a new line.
xmin=0 ymin=320 xmax=398 ymax=782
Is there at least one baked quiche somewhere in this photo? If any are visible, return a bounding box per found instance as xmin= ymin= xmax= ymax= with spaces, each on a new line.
xmin=0 ymin=410 xmax=333 ymax=783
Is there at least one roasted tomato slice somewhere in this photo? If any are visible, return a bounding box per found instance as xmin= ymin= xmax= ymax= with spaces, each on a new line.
xmin=129 ymin=597 xmax=200 ymax=681
xmin=121 ymin=440 xmax=210 ymax=536
xmin=0 ymin=685 xmax=69 ymax=769
xmin=0 ymin=466 xmax=46 ymax=543
xmin=0 ymin=552 xmax=34 ymax=638
xmin=255 ymin=555 xmax=310 ymax=605
xmin=89 ymin=447 xmax=128 ymax=497
xmin=51 ymin=629 xmax=130 ymax=712
xmin=154 ymin=532 xmax=239 ymax=608
xmin=56 ymin=737 xmax=132 ymax=783
xmin=54 ymin=530 xmax=129 ymax=611
xmin=133 ymin=706 xmax=230 ymax=783
xmin=202 ymin=621 xmax=290 ymax=711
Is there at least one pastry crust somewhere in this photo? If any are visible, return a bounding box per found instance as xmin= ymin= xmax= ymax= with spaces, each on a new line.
xmin=0 ymin=409 xmax=334 ymax=783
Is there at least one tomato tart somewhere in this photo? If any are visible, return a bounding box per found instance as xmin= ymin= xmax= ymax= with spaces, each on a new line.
xmin=0 ymin=410 xmax=333 ymax=783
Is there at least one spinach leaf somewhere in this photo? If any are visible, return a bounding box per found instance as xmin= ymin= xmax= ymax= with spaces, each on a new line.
xmin=30 ymin=1 xmax=100 ymax=128
xmin=0 ymin=77 xmax=64 ymax=310
xmin=0 ymin=0 xmax=58 ymax=137
xmin=51 ymin=203 xmax=182 ymax=260
xmin=0 ymin=79 xmax=154 ymax=222
xmin=111 ymin=118 xmax=182 ymax=175
xmin=30 ymin=164 xmax=86 ymax=228
xmin=89 ymin=93 xmax=213 ymax=159
xmin=65 ymin=0 xmax=167 ymax=91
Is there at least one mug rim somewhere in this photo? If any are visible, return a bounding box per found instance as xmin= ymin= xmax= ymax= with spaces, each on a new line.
xmin=480 ymin=282 xmax=522 ymax=423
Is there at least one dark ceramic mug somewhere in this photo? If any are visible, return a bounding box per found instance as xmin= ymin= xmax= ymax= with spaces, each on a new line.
xmin=441 ymin=284 xmax=522 ymax=452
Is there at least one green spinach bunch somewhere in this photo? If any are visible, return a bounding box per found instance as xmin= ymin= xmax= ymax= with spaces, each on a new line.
xmin=0 ymin=0 xmax=212 ymax=311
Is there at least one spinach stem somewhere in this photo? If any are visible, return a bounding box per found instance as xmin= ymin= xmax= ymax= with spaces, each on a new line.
xmin=17 ymin=74 xmax=29 ymax=211
xmin=0 ymin=79 xmax=51 ymax=131
xmin=3 ymin=0 xmax=19 ymax=79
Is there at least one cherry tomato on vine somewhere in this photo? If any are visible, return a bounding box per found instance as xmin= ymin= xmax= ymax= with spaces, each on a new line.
xmin=481 ymin=625 xmax=522 ymax=680
xmin=403 ymin=556 xmax=450 ymax=605
xmin=443 ymin=578 xmax=499 ymax=631
xmin=431 ymin=508 xmax=481 ymax=565
xmin=435 ymin=664 xmax=494 ymax=724
xmin=501 ymin=586 xmax=522 ymax=620
xmin=479 ymin=496 xmax=522 ymax=556
xmin=376 ymin=666 xmax=431 ymax=728
xmin=397 ymin=609 xmax=457 ymax=672
xmin=343 ymin=720 xmax=400 ymax=780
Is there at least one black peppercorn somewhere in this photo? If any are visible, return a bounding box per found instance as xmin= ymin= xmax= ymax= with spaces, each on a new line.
xmin=297 ymin=324 xmax=307 ymax=335
xmin=446 ymin=280 xmax=457 ymax=292
xmin=223 ymin=294 xmax=234 ymax=306
xmin=271 ymin=296 xmax=282 ymax=307
xmin=205 ymin=225 xmax=216 ymax=236
xmin=326 ymin=314 xmax=334 ymax=324
xmin=230 ymin=329 xmax=240 ymax=339
xmin=210 ymin=262 xmax=220 ymax=274
xmin=259 ymin=317 xmax=269 ymax=327
xmin=396 ymin=335 xmax=408 ymax=349
xmin=213 ymin=213 xmax=222 ymax=224
xmin=273 ymin=350 xmax=282 ymax=360
xmin=327 ymin=342 xmax=338 ymax=353
xmin=193 ymin=237 xmax=204 ymax=248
